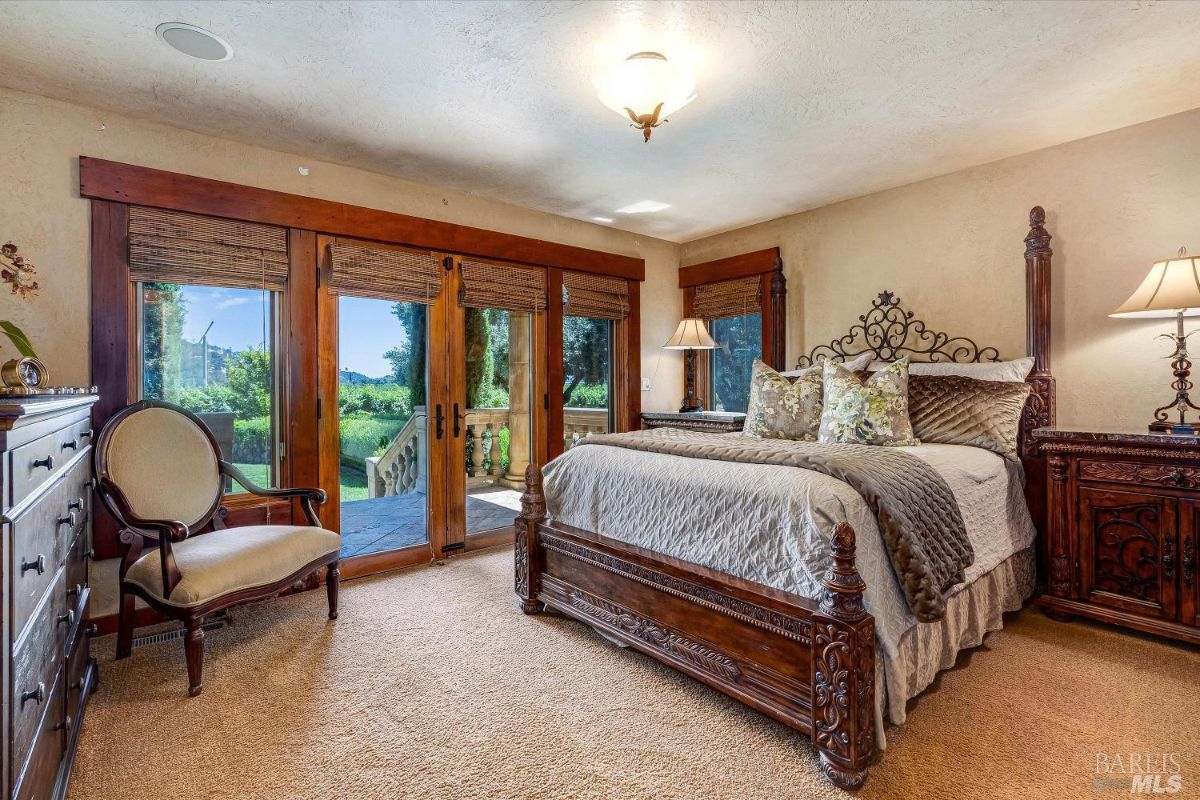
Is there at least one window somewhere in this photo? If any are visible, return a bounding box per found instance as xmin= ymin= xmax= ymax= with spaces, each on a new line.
xmin=709 ymin=312 xmax=761 ymax=413
xmin=563 ymin=315 xmax=613 ymax=444
xmin=139 ymin=282 xmax=280 ymax=492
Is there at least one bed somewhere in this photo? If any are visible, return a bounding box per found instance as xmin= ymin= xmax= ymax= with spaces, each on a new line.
xmin=513 ymin=207 xmax=1056 ymax=789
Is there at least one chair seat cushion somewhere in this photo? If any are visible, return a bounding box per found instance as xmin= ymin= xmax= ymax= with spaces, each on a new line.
xmin=125 ymin=525 xmax=341 ymax=608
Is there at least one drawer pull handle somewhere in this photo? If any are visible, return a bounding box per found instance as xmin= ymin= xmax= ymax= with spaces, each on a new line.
xmin=57 ymin=513 xmax=74 ymax=528
xmin=80 ymin=429 xmax=93 ymax=440
xmin=21 ymin=682 xmax=45 ymax=707
xmin=85 ymin=549 xmax=95 ymax=560
xmin=85 ymin=623 xmax=99 ymax=637
xmin=21 ymin=554 xmax=45 ymax=576
xmin=68 ymin=498 xmax=83 ymax=512
xmin=56 ymin=714 xmax=73 ymax=734
xmin=32 ymin=455 xmax=54 ymax=471
xmin=58 ymin=609 xmax=75 ymax=627
xmin=67 ymin=584 xmax=82 ymax=600
xmin=61 ymin=439 xmax=78 ymax=451
xmin=69 ymin=679 xmax=84 ymax=693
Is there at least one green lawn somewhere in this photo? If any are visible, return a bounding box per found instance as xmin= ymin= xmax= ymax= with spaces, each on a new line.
xmin=341 ymin=465 xmax=368 ymax=502
xmin=231 ymin=462 xmax=270 ymax=493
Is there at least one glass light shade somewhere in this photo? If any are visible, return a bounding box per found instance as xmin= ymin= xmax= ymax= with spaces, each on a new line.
xmin=593 ymin=52 xmax=696 ymax=122
xmin=1110 ymin=255 xmax=1200 ymax=318
xmin=663 ymin=318 xmax=717 ymax=350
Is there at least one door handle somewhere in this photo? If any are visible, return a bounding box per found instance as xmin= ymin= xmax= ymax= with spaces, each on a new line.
xmin=453 ymin=403 xmax=463 ymax=438
xmin=435 ymin=404 xmax=445 ymax=440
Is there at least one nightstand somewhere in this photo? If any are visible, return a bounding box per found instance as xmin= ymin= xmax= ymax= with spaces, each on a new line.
xmin=1033 ymin=427 xmax=1200 ymax=645
xmin=640 ymin=411 xmax=746 ymax=433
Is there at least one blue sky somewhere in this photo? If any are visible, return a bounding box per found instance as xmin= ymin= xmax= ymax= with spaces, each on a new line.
xmin=177 ymin=287 xmax=409 ymax=379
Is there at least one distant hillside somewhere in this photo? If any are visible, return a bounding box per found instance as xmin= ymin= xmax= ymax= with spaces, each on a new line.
xmin=339 ymin=369 xmax=392 ymax=385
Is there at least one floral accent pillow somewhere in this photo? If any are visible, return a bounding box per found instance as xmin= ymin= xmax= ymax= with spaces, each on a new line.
xmin=819 ymin=358 xmax=920 ymax=446
xmin=743 ymin=359 xmax=823 ymax=440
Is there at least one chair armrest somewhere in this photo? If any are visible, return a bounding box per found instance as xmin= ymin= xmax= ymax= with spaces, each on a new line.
xmin=220 ymin=462 xmax=327 ymax=527
xmin=96 ymin=477 xmax=189 ymax=542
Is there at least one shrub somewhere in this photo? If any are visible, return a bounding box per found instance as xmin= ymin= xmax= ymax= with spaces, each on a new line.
xmin=339 ymin=414 xmax=410 ymax=468
xmin=338 ymin=384 xmax=412 ymax=417
xmin=568 ymin=382 xmax=609 ymax=409
xmin=175 ymin=384 xmax=235 ymax=413
xmin=233 ymin=416 xmax=272 ymax=463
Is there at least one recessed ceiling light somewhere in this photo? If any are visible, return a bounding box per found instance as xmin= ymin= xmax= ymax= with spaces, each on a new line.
xmin=592 ymin=216 xmax=615 ymax=223
xmin=156 ymin=22 xmax=233 ymax=62
xmin=615 ymin=200 xmax=670 ymax=214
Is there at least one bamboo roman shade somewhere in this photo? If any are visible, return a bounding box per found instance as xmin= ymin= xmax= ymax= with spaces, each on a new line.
xmin=128 ymin=207 xmax=289 ymax=291
xmin=459 ymin=259 xmax=547 ymax=312
xmin=692 ymin=275 xmax=762 ymax=320
xmin=327 ymin=240 xmax=442 ymax=303
xmin=562 ymin=271 xmax=630 ymax=320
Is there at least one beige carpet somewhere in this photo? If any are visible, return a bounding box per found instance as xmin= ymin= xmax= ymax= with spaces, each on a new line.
xmin=71 ymin=548 xmax=1198 ymax=800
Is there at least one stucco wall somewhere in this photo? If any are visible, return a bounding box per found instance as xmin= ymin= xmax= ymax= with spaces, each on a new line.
xmin=0 ymin=86 xmax=683 ymax=412
xmin=682 ymin=107 xmax=1200 ymax=430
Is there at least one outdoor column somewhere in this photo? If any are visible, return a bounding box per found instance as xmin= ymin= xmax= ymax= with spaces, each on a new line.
xmin=504 ymin=312 xmax=531 ymax=487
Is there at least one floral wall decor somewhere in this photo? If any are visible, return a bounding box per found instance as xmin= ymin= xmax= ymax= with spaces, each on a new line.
xmin=1 ymin=241 xmax=40 ymax=298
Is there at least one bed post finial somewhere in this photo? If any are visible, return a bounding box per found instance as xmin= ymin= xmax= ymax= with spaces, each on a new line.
xmin=811 ymin=522 xmax=874 ymax=789
xmin=514 ymin=464 xmax=545 ymax=614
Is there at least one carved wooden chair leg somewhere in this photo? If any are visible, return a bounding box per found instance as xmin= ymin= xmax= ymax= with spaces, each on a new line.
xmin=184 ymin=616 xmax=205 ymax=697
xmin=810 ymin=523 xmax=875 ymax=790
xmin=326 ymin=562 xmax=340 ymax=620
xmin=514 ymin=464 xmax=546 ymax=614
xmin=115 ymin=589 xmax=135 ymax=660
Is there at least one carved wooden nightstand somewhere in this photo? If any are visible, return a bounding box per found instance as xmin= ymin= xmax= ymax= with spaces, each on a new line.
xmin=640 ymin=411 xmax=746 ymax=433
xmin=1033 ymin=427 xmax=1200 ymax=645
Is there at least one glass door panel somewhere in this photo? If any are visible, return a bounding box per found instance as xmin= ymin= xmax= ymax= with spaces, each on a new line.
xmin=562 ymin=315 xmax=613 ymax=450
xmin=459 ymin=308 xmax=533 ymax=539
xmin=336 ymin=296 xmax=430 ymax=560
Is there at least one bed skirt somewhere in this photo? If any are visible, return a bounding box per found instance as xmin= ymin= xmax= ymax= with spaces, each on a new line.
xmin=875 ymin=546 xmax=1036 ymax=748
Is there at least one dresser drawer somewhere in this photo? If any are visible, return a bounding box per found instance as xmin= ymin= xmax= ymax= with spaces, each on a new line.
xmin=12 ymin=677 xmax=65 ymax=800
xmin=1078 ymin=459 xmax=1200 ymax=490
xmin=64 ymin=526 xmax=92 ymax=614
xmin=65 ymin=603 xmax=93 ymax=730
xmin=12 ymin=570 xmax=68 ymax=781
xmin=9 ymin=417 xmax=92 ymax=510
xmin=10 ymin=456 xmax=90 ymax=642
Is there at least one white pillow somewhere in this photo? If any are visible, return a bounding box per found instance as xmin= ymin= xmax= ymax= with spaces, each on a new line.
xmin=780 ymin=352 xmax=873 ymax=378
xmin=866 ymin=356 xmax=1034 ymax=383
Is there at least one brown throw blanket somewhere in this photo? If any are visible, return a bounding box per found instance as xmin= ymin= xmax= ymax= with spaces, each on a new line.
xmin=576 ymin=428 xmax=974 ymax=622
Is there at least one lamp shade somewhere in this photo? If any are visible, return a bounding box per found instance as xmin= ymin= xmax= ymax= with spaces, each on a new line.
xmin=1111 ymin=254 xmax=1200 ymax=319
xmin=663 ymin=318 xmax=717 ymax=350
xmin=593 ymin=52 xmax=696 ymax=122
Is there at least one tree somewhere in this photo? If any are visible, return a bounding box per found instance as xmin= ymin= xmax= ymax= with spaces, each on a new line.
xmin=464 ymin=307 xmax=493 ymax=407
xmin=226 ymin=348 xmax=272 ymax=417
xmin=142 ymin=282 xmax=185 ymax=400
xmin=385 ymin=302 xmax=427 ymax=405
xmin=711 ymin=313 xmax=760 ymax=413
xmin=562 ymin=316 xmax=609 ymax=407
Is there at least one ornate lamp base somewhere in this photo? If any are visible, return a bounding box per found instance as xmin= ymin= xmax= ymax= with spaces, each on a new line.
xmin=1150 ymin=311 xmax=1200 ymax=436
xmin=678 ymin=348 xmax=705 ymax=414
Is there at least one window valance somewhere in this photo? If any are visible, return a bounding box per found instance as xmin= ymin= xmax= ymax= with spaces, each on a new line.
xmin=327 ymin=239 xmax=442 ymax=303
xmin=562 ymin=271 xmax=629 ymax=320
xmin=692 ymin=275 xmax=762 ymax=320
xmin=459 ymin=259 xmax=547 ymax=313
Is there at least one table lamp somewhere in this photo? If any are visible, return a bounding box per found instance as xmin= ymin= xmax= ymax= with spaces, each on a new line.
xmin=663 ymin=318 xmax=717 ymax=413
xmin=1110 ymin=248 xmax=1200 ymax=434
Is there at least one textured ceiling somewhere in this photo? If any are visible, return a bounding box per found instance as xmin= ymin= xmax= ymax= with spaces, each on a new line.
xmin=3 ymin=1 xmax=1200 ymax=241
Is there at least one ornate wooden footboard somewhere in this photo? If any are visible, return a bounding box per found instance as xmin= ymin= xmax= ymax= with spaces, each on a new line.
xmin=514 ymin=465 xmax=876 ymax=789
xmin=513 ymin=207 xmax=1055 ymax=789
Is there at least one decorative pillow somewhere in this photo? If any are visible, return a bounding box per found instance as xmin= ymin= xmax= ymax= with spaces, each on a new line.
xmin=779 ymin=352 xmax=872 ymax=379
xmin=743 ymin=359 xmax=823 ymax=440
xmin=867 ymin=356 xmax=1034 ymax=383
xmin=908 ymin=375 xmax=1031 ymax=460
xmin=819 ymin=358 xmax=920 ymax=446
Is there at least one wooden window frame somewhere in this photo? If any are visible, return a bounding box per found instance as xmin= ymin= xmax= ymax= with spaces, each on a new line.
xmin=678 ymin=248 xmax=785 ymax=411
xmin=85 ymin=158 xmax=643 ymax=560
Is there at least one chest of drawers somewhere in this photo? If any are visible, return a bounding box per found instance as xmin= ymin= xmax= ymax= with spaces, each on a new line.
xmin=1 ymin=396 xmax=98 ymax=800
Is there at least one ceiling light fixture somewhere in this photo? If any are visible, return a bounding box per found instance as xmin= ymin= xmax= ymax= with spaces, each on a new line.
xmin=593 ymin=51 xmax=696 ymax=142
xmin=156 ymin=22 xmax=233 ymax=62
xmin=592 ymin=216 xmax=615 ymax=223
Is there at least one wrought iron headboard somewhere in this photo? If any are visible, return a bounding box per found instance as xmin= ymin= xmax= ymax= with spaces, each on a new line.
xmin=796 ymin=291 xmax=1002 ymax=368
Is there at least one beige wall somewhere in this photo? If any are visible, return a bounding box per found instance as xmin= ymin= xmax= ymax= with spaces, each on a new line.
xmin=0 ymin=86 xmax=683 ymax=412
xmin=682 ymin=107 xmax=1200 ymax=431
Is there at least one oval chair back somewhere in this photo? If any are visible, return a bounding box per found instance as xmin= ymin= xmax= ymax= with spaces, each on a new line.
xmin=94 ymin=400 xmax=226 ymax=537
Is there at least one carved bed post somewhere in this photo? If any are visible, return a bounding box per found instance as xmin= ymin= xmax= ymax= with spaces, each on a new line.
xmin=515 ymin=463 xmax=545 ymax=614
xmin=1023 ymin=206 xmax=1057 ymax=580
xmin=810 ymin=523 xmax=874 ymax=789
xmin=768 ymin=255 xmax=787 ymax=370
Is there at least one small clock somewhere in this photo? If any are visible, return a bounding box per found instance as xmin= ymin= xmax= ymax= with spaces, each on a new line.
xmin=1 ymin=356 xmax=50 ymax=389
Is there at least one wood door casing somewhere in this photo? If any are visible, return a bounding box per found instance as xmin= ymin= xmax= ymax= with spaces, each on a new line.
xmin=1078 ymin=487 xmax=1178 ymax=620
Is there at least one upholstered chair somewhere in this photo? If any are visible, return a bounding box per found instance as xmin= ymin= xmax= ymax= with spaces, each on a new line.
xmin=93 ymin=400 xmax=341 ymax=696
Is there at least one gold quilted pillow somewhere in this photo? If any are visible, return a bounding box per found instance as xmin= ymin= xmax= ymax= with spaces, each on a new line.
xmin=907 ymin=375 xmax=1031 ymax=460
xmin=743 ymin=359 xmax=823 ymax=440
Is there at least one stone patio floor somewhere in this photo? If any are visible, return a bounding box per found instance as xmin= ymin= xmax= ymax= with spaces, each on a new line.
xmin=338 ymin=486 xmax=523 ymax=558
